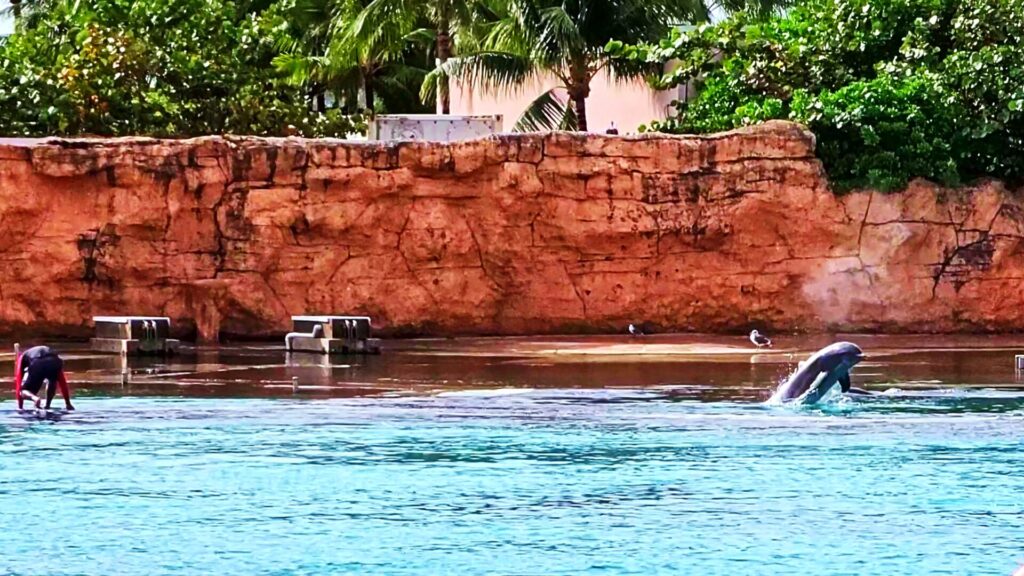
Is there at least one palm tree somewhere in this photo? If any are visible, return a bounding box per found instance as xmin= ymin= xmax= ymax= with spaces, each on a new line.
xmin=705 ymin=0 xmax=794 ymax=20
xmin=427 ymin=0 xmax=791 ymax=131
xmin=348 ymin=0 xmax=481 ymax=114
xmin=275 ymin=0 xmax=433 ymax=114
xmin=1 ymin=0 xmax=53 ymax=24
xmin=426 ymin=0 xmax=704 ymax=132
xmin=272 ymin=0 xmax=341 ymax=112
xmin=330 ymin=2 xmax=434 ymax=113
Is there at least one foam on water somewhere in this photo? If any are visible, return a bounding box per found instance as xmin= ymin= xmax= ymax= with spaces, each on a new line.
xmin=436 ymin=387 xmax=536 ymax=398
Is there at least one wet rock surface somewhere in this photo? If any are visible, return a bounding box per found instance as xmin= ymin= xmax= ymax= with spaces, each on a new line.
xmin=1 ymin=121 xmax=1022 ymax=337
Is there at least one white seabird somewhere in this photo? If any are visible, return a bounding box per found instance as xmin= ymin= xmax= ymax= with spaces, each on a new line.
xmin=628 ymin=324 xmax=643 ymax=337
xmin=749 ymin=329 xmax=772 ymax=348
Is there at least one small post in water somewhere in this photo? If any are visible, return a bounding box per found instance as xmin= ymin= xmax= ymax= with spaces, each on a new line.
xmin=292 ymin=376 xmax=299 ymax=393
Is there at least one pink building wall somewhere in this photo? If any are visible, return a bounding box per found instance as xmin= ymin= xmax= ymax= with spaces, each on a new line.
xmin=449 ymin=70 xmax=678 ymax=134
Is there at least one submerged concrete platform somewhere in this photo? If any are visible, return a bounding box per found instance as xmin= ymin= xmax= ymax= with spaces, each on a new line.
xmin=91 ymin=316 xmax=180 ymax=356
xmin=286 ymin=315 xmax=381 ymax=355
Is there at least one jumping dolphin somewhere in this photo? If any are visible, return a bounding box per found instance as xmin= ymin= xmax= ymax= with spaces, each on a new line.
xmin=770 ymin=342 xmax=865 ymax=405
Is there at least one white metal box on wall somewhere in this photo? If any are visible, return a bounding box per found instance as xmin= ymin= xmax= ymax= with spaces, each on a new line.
xmin=369 ymin=114 xmax=502 ymax=142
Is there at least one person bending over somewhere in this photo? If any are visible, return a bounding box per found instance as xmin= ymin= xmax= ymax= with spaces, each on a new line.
xmin=14 ymin=345 xmax=74 ymax=411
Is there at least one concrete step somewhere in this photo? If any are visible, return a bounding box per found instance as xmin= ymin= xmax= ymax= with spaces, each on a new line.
xmin=90 ymin=338 xmax=181 ymax=356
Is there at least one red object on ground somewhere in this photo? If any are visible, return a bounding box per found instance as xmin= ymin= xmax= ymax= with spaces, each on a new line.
xmin=57 ymin=371 xmax=71 ymax=404
xmin=13 ymin=352 xmax=23 ymax=409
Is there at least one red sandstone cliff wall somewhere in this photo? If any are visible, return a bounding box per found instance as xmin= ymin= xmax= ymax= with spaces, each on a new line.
xmin=0 ymin=120 xmax=1021 ymax=339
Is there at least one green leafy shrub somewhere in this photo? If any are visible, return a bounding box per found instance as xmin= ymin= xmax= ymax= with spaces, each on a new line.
xmin=0 ymin=0 xmax=363 ymax=137
xmin=610 ymin=0 xmax=1024 ymax=192
xmin=791 ymin=76 xmax=961 ymax=191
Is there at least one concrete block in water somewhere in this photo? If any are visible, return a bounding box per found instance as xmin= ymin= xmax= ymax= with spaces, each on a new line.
xmin=91 ymin=316 xmax=181 ymax=356
xmin=286 ymin=316 xmax=381 ymax=355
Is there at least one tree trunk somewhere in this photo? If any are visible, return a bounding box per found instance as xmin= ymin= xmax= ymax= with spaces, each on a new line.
xmin=573 ymin=92 xmax=588 ymax=132
xmin=436 ymin=21 xmax=451 ymax=115
xmin=568 ymin=68 xmax=591 ymax=132
xmin=316 ymin=91 xmax=326 ymax=113
xmin=11 ymin=0 xmax=20 ymax=19
xmin=364 ymin=72 xmax=375 ymax=114
xmin=308 ymin=84 xmax=322 ymax=112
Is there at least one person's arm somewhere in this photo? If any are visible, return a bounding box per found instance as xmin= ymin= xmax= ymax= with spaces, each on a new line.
xmin=21 ymin=388 xmax=42 ymax=409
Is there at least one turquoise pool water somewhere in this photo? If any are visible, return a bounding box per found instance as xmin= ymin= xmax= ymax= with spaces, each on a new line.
xmin=2 ymin=390 xmax=1023 ymax=575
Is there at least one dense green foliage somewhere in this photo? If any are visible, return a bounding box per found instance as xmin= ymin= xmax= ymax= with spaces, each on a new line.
xmin=0 ymin=0 xmax=364 ymax=137
xmin=349 ymin=0 xmax=484 ymax=114
xmin=0 ymin=0 xmax=789 ymax=137
xmin=609 ymin=0 xmax=1024 ymax=191
xmin=271 ymin=0 xmax=442 ymax=116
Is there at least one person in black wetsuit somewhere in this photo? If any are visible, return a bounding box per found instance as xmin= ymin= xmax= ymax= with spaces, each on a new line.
xmin=14 ymin=346 xmax=74 ymax=411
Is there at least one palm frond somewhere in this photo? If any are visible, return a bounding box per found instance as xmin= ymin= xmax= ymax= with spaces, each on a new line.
xmin=704 ymin=0 xmax=791 ymax=20
xmin=514 ymin=87 xmax=578 ymax=132
xmin=422 ymin=51 xmax=538 ymax=104
xmin=536 ymin=6 xmax=584 ymax=60
xmin=420 ymin=66 xmax=442 ymax=104
xmin=430 ymin=0 xmax=478 ymax=33
xmin=351 ymin=0 xmax=421 ymax=51
xmin=383 ymin=62 xmax=429 ymax=87
xmin=0 ymin=0 xmax=50 ymax=22
xmin=324 ymin=0 xmax=424 ymax=81
xmin=404 ymin=27 xmax=435 ymax=47
xmin=482 ymin=17 xmax=532 ymax=56
xmin=274 ymin=32 xmax=303 ymax=56
xmin=272 ymin=53 xmax=327 ymax=86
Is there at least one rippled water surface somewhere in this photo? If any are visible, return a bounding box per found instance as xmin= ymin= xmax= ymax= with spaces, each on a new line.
xmin=2 ymin=336 xmax=1024 ymax=575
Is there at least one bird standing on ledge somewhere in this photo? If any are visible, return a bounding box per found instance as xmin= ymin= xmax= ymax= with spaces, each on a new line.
xmin=628 ymin=324 xmax=643 ymax=337
xmin=749 ymin=330 xmax=772 ymax=348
